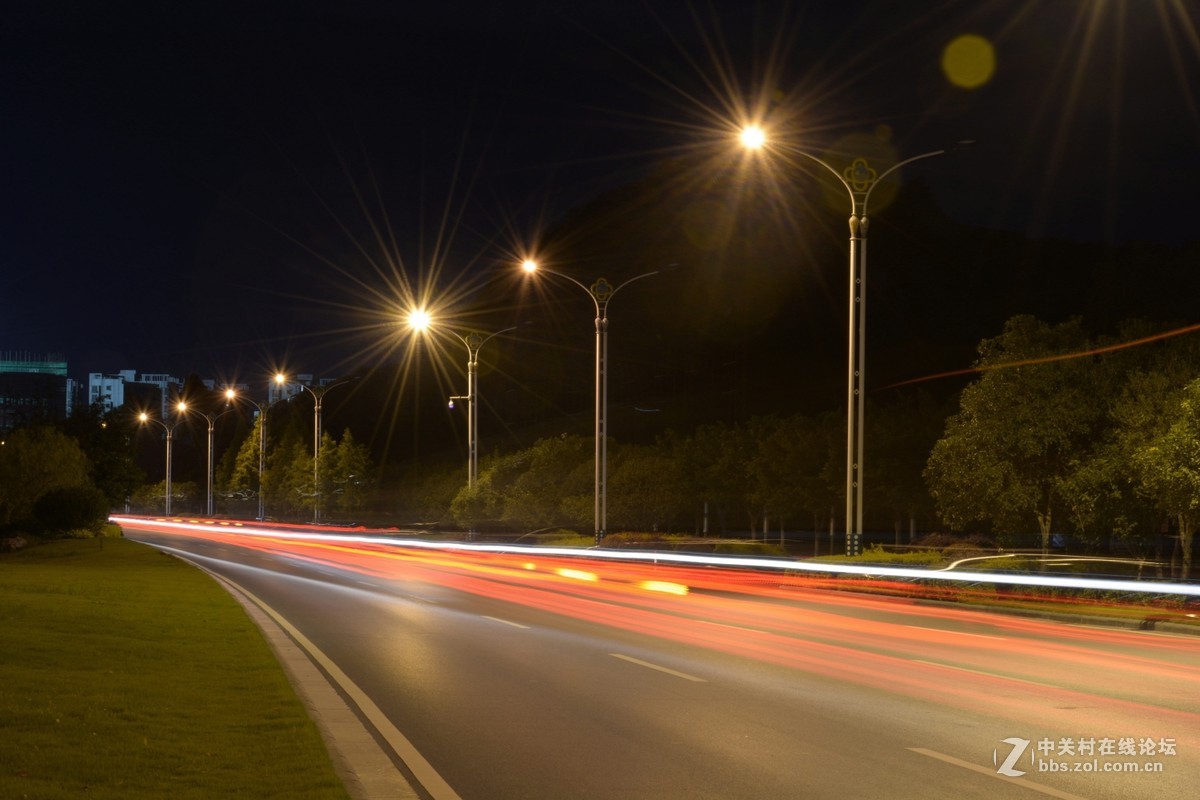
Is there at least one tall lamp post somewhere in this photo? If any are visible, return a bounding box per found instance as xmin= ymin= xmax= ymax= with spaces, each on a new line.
xmin=281 ymin=373 xmax=356 ymax=523
xmin=741 ymin=126 xmax=945 ymax=555
xmin=138 ymin=402 xmax=189 ymax=516
xmin=193 ymin=389 xmax=240 ymax=517
xmin=446 ymin=327 xmax=518 ymax=491
xmin=228 ymin=374 xmax=289 ymax=521
xmin=521 ymin=259 xmax=669 ymax=545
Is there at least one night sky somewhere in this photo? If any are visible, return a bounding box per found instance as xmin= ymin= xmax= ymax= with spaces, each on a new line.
xmin=4 ymin=1 xmax=1199 ymax=410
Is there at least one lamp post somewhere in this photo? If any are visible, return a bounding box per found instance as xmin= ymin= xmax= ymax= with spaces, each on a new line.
xmin=741 ymin=126 xmax=944 ymax=555
xmin=521 ymin=259 xmax=668 ymax=545
xmin=282 ymin=373 xmax=356 ymax=523
xmin=192 ymin=388 xmax=240 ymax=517
xmin=446 ymin=327 xmax=518 ymax=491
xmin=227 ymin=374 xmax=289 ymax=521
xmin=138 ymin=401 xmax=189 ymax=516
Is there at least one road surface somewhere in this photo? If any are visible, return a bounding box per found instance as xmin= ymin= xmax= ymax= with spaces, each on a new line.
xmin=120 ymin=518 xmax=1199 ymax=800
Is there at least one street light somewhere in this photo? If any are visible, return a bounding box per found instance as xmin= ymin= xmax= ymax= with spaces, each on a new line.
xmin=521 ymin=259 xmax=670 ymax=545
xmin=445 ymin=327 xmax=518 ymax=491
xmin=741 ymin=125 xmax=945 ymax=555
xmin=138 ymin=401 xmax=189 ymax=516
xmin=279 ymin=372 xmax=357 ymax=523
xmin=224 ymin=374 xmax=292 ymax=521
xmin=191 ymin=388 xmax=240 ymax=517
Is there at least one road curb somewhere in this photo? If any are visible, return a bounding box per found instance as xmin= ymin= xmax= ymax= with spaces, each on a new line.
xmin=211 ymin=574 xmax=423 ymax=800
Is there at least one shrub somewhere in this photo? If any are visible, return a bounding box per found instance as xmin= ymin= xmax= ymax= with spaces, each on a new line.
xmin=32 ymin=484 xmax=110 ymax=536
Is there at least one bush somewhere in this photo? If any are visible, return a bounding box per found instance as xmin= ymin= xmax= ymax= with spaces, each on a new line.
xmin=32 ymin=484 xmax=110 ymax=536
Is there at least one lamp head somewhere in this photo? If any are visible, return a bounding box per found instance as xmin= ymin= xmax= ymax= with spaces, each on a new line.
xmin=739 ymin=125 xmax=767 ymax=150
xmin=408 ymin=308 xmax=432 ymax=331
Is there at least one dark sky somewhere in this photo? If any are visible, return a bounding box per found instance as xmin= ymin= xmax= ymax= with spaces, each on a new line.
xmin=3 ymin=0 xmax=1199 ymax=389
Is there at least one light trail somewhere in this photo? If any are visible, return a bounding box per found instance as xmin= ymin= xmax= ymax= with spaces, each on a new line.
xmin=124 ymin=516 xmax=1200 ymax=765
xmin=111 ymin=515 xmax=1200 ymax=597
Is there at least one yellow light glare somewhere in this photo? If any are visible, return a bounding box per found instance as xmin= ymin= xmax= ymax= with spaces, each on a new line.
xmin=555 ymin=568 xmax=599 ymax=582
xmin=739 ymin=125 xmax=766 ymax=150
xmin=639 ymin=580 xmax=690 ymax=596
xmin=274 ymin=373 xmax=286 ymax=385
xmin=408 ymin=308 xmax=432 ymax=331
xmin=521 ymin=259 xmax=538 ymax=273
xmin=941 ymin=34 xmax=996 ymax=89
xmin=522 ymin=562 xmax=537 ymax=571
xmin=138 ymin=412 xmax=150 ymax=422
xmin=224 ymin=388 xmax=236 ymax=400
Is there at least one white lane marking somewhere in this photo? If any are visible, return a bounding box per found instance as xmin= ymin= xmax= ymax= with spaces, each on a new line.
xmin=484 ymin=615 xmax=531 ymax=629
xmin=909 ymin=748 xmax=1090 ymax=800
xmin=912 ymin=659 xmax=1060 ymax=689
xmin=609 ymin=653 xmax=706 ymax=682
xmin=221 ymin=576 xmax=462 ymax=800
xmin=902 ymin=625 xmax=1005 ymax=640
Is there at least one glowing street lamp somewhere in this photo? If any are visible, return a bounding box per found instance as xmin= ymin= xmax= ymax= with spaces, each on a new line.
xmin=138 ymin=401 xmax=189 ymax=516
xmin=741 ymin=125 xmax=946 ymax=555
xmin=226 ymin=375 xmax=287 ymax=520
xmin=191 ymin=388 xmax=241 ymax=517
xmin=445 ymin=327 xmax=518 ymax=491
xmin=522 ymin=259 xmax=670 ymax=545
xmin=279 ymin=372 xmax=357 ymax=523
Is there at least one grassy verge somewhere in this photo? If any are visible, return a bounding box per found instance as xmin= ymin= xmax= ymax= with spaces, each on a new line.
xmin=0 ymin=537 xmax=351 ymax=800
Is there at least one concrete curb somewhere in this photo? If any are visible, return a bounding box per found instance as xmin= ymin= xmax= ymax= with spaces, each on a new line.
xmin=214 ymin=576 xmax=422 ymax=800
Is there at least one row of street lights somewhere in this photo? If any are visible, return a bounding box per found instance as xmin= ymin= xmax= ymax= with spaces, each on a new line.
xmin=139 ymin=128 xmax=953 ymax=553
xmin=138 ymin=373 xmax=354 ymax=522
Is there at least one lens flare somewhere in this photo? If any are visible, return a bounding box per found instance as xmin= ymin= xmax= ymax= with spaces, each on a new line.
xmin=942 ymin=34 xmax=997 ymax=89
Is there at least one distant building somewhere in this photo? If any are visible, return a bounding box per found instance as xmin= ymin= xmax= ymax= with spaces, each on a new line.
xmin=0 ymin=353 xmax=75 ymax=433
xmin=87 ymin=370 xmax=183 ymax=418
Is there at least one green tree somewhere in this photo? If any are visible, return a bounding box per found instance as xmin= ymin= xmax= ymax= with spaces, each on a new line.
xmin=327 ymin=428 xmax=374 ymax=515
xmin=58 ymin=404 xmax=142 ymax=508
xmin=263 ymin=436 xmax=312 ymax=517
xmin=0 ymin=426 xmax=93 ymax=528
xmin=925 ymin=316 xmax=1106 ymax=549
xmin=607 ymin=442 xmax=687 ymax=532
xmin=224 ymin=415 xmax=264 ymax=500
xmin=1128 ymin=377 xmax=1200 ymax=579
xmin=501 ymin=435 xmax=591 ymax=530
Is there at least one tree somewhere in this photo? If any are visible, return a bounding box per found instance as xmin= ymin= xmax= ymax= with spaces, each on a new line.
xmin=326 ymin=428 xmax=374 ymax=515
xmin=607 ymin=442 xmax=688 ymax=532
xmin=500 ymin=435 xmax=591 ymax=530
xmin=925 ymin=316 xmax=1106 ymax=549
xmin=1128 ymin=378 xmax=1200 ymax=579
xmin=0 ymin=426 xmax=93 ymax=529
xmin=263 ymin=436 xmax=312 ymax=517
xmin=58 ymin=404 xmax=142 ymax=508
xmin=224 ymin=415 xmax=264 ymax=500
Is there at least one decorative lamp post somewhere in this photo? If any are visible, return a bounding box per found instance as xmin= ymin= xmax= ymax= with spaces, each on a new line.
xmin=741 ymin=125 xmax=945 ymax=555
xmin=282 ymin=373 xmax=356 ymax=523
xmin=445 ymin=327 xmax=518 ymax=491
xmin=194 ymin=388 xmax=240 ymax=517
xmin=138 ymin=401 xmax=189 ymax=516
xmin=521 ymin=259 xmax=669 ymax=545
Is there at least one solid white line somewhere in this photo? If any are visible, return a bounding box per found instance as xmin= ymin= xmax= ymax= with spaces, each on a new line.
xmin=912 ymin=659 xmax=1060 ymax=689
xmin=484 ymin=615 xmax=531 ymax=629
xmin=609 ymin=653 xmax=706 ymax=682
xmin=225 ymin=578 xmax=463 ymax=800
xmin=908 ymin=748 xmax=1091 ymax=800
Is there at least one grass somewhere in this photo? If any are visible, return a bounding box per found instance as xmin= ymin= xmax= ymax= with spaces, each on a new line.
xmin=0 ymin=537 xmax=351 ymax=800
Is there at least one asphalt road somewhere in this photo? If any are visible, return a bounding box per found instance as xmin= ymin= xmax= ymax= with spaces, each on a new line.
xmin=121 ymin=519 xmax=1199 ymax=800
